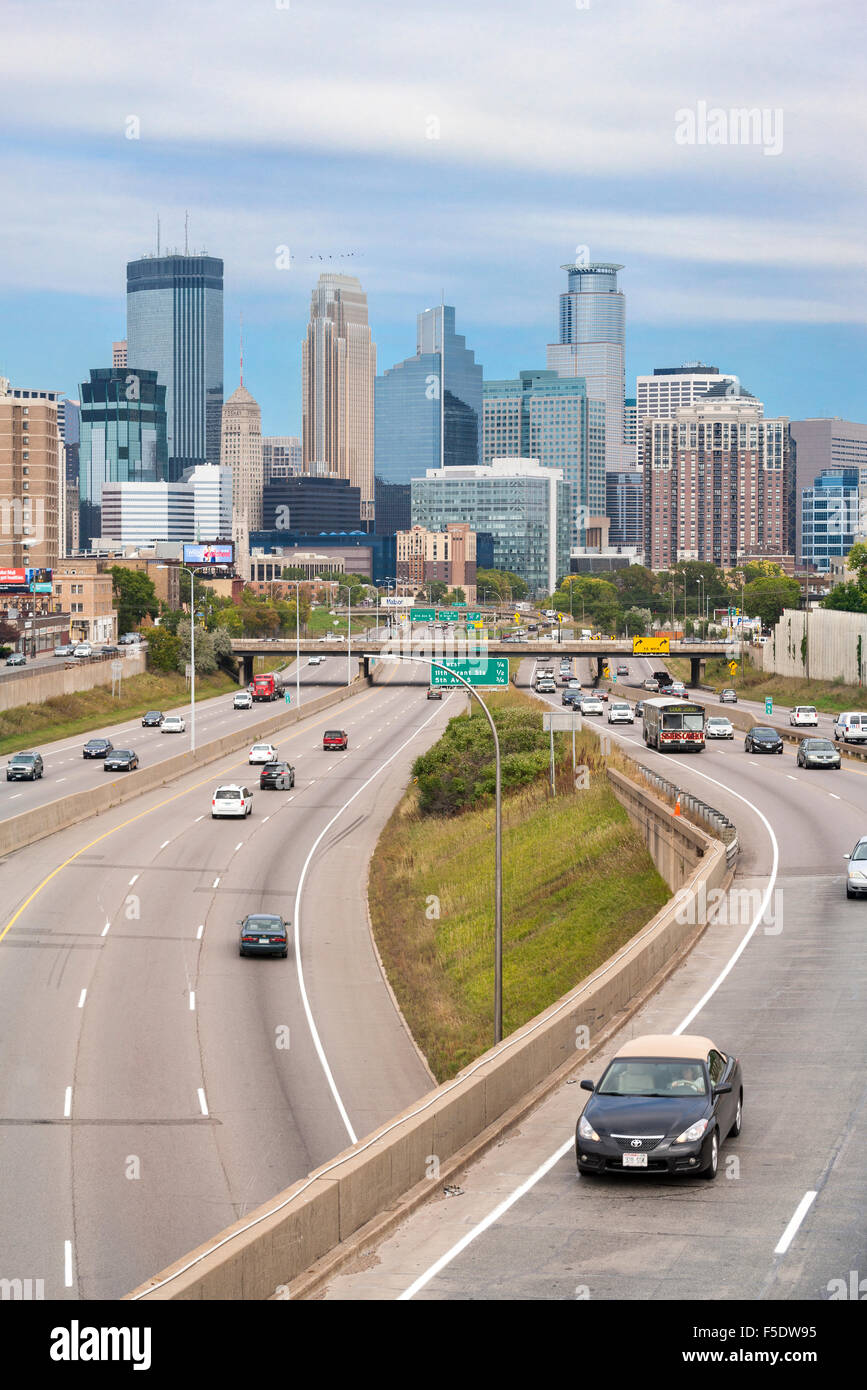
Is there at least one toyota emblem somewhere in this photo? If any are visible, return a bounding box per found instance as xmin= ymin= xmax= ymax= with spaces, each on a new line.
xmin=631 ymin=1139 xmax=642 ymax=1149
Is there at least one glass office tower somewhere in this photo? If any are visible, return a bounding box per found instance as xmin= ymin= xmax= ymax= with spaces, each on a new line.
xmin=78 ymin=367 xmax=167 ymax=547
xmin=126 ymin=253 xmax=223 ymax=476
xmin=375 ymin=305 xmax=483 ymax=485
xmin=547 ymin=262 xmax=631 ymax=472
xmin=801 ymin=468 xmax=859 ymax=571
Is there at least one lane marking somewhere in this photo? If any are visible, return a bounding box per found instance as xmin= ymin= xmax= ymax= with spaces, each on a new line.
xmin=63 ymin=1086 xmax=72 ymax=1117
xmin=774 ymin=1191 xmax=817 ymax=1255
xmin=77 ymin=989 xmax=86 ymax=1008
xmin=234 ymin=842 xmax=243 ymax=852
xmin=64 ymin=1240 xmax=73 ymax=1288
xmin=101 ymin=922 xmax=110 ymax=937
xmin=196 ymin=924 xmax=204 ymax=940
xmin=128 ymin=874 xmax=138 ymax=886
xmin=197 ymin=1088 xmax=209 ymax=1116
xmin=160 ymin=840 xmax=170 ymax=849
xmin=212 ymin=877 xmax=220 ymax=888
xmin=189 ymin=991 xmax=196 ymax=1011
xmin=829 ymin=793 xmax=840 ymax=800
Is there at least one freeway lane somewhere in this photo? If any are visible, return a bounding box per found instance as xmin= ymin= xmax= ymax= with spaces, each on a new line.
xmin=0 ymin=662 xmax=456 ymax=1298
xmin=0 ymin=657 xmax=331 ymax=818
xmin=323 ymin=666 xmax=867 ymax=1301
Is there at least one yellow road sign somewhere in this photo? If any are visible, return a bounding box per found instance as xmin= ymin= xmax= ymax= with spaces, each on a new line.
xmin=632 ymin=636 xmax=670 ymax=655
xmin=728 ymin=661 xmax=739 ymax=675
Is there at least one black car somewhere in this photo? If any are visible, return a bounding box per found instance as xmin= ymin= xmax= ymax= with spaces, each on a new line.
xmin=796 ymin=737 xmax=841 ymax=770
xmin=104 ymin=748 xmax=139 ymax=772
xmin=562 ymin=689 xmax=582 ymax=706
xmin=259 ymin=761 xmax=295 ymax=790
xmin=141 ymin=710 xmax=164 ymax=727
xmin=744 ymin=726 xmax=783 ymax=754
xmin=238 ymin=913 xmax=290 ymax=958
xmin=575 ymin=1033 xmax=743 ymax=1181
xmin=6 ymin=751 xmax=43 ymax=781
xmin=100 ymin=645 xmax=120 ymax=656
xmin=83 ymin=738 xmax=113 ymax=759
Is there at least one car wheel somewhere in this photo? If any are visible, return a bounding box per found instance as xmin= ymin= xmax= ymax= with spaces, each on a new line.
xmin=281 ymin=949 xmax=288 ymax=958
xmin=846 ymin=884 xmax=855 ymax=898
xmin=238 ymin=947 xmax=245 ymax=957
xmin=701 ymin=1129 xmax=719 ymax=1180
xmin=729 ymin=1094 xmax=743 ymax=1138
xmin=777 ymin=747 xmax=783 ymax=754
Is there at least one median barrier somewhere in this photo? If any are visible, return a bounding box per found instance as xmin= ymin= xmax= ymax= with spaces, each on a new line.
xmin=127 ymin=760 xmax=733 ymax=1302
xmin=0 ymin=677 xmax=369 ymax=859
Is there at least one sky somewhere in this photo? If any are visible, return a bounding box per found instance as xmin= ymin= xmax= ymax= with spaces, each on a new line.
xmin=1 ymin=0 xmax=864 ymax=437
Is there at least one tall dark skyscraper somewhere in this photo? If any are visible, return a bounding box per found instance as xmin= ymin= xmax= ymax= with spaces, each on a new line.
xmin=77 ymin=367 xmax=168 ymax=548
xmin=375 ymin=305 xmax=483 ymax=485
xmin=126 ymin=252 xmax=223 ymax=477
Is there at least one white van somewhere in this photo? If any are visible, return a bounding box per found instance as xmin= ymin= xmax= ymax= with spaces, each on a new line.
xmin=212 ymin=784 xmax=253 ymax=818
xmin=833 ymin=712 xmax=867 ymax=743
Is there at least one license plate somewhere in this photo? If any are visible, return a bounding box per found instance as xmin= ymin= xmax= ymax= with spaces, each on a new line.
xmin=622 ymin=1153 xmax=648 ymax=1168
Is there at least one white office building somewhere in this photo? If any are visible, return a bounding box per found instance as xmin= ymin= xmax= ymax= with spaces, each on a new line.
xmin=100 ymin=481 xmax=195 ymax=546
xmin=635 ymin=365 xmax=742 ymax=462
xmin=182 ymin=463 xmax=233 ymax=540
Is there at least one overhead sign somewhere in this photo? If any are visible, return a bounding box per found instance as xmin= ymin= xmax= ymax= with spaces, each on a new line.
xmin=633 ymin=636 xmax=670 ymax=655
xmin=183 ymin=542 xmax=234 ymax=568
xmin=410 ymin=608 xmax=436 ymax=622
xmin=436 ymin=608 xmax=462 ymax=621
xmin=430 ymin=658 xmax=509 ymax=688
xmin=383 ymin=596 xmax=412 ymax=608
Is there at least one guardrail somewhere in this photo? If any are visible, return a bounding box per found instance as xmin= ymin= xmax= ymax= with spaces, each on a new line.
xmin=628 ymin=763 xmax=740 ymax=869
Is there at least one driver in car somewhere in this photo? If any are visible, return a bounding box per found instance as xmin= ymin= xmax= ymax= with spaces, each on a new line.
xmin=670 ymin=1065 xmax=704 ymax=1093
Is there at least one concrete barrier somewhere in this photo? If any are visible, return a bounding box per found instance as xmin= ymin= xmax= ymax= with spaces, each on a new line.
xmin=0 ymin=652 xmax=147 ymax=712
xmin=128 ymin=763 xmax=732 ymax=1302
xmin=0 ymin=678 xmax=369 ymax=859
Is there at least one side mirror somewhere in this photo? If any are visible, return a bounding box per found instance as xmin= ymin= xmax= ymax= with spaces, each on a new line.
xmin=713 ymin=1083 xmax=732 ymax=1096
xmin=580 ymin=1079 xmax=595 ymax=1092
xmin=844 ymin=853 xmax=851 ymax=860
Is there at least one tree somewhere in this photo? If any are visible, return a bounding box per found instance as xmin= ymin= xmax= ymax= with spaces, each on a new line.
xmin=611 ymin=565 xmax=658 ymax=610
xmin=145 ymin=626 xmax=181 ymax=673
xmin=742 ymin=575 xmax=800 ymax=629
xmin=624 ymin=606 xmax=652 ymax=636
xmin=821 ymin=582 xmax=867 ymax=614
xmin=0 ymin=619 xmax=20 ymax=647
xmin=476 ymin=569 xmax=528 ymax=602
xmin=176 ymin=619 xmax=217 ymax=675
xmin=448 ymin=586 xmax=467 ymax=606
xmin=111 ymin=567 xmax=158 ymax=632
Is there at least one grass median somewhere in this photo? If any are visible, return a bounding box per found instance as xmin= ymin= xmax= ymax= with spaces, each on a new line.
xmin=369 ymin=689 xmax=670 ymax=1080
xmin=0 ymin=668 xmax=238 ymax=757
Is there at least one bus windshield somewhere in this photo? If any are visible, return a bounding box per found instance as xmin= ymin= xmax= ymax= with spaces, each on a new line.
xmin=661 ymin=712 xmax=704 ymax=731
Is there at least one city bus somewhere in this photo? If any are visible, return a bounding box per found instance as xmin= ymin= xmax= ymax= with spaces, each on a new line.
xmin=642 ymin=697 xmax=706 ymax=753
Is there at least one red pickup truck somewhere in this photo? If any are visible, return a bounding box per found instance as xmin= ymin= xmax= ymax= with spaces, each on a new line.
xmin=322 ymin=729 xmax=348 ymax=750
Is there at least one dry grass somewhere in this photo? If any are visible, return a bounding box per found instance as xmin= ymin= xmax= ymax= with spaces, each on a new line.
xmin=667 ymin=654 xmax=866 ymax=713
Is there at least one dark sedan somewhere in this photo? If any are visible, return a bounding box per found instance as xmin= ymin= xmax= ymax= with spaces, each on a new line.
xmin=83 ymin=738 xmax=113 ymax=759
xmin=238 ymin=914 xmax=290 ymax=958
xmin=104 ymin=748 xmax=139 ymax=772
xmin=259 ymin=760 xmax=295 ymax=790
xmin=562 ymin=689 xmax=583 ymax=706
xmin=744 ymin=726 xmax=783 ymax=754
xmin=796 ymin=737 xmax=841 ymax=770
xmin=141 ymin=710 xmax=164 ymax=727
xmin=575 ymin=1033 xmax=742 ymax=1181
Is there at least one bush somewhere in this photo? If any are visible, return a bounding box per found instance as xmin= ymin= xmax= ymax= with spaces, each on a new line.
xmin=145 ymin=627 xmax=181 ymax=673
xmin=412 ymin=703 xmax=557 ymax=815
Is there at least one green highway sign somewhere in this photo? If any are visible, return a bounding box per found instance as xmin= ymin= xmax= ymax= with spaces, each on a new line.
xmin=430 ymin=658 xmax=510 ymax=688
xmin=464 ymin=611 xmax=482 ymax=622
xmin=436 ymin=609 xmax=461 ymax=621
xmin=410 ymin=608 xmax=436 ymax=622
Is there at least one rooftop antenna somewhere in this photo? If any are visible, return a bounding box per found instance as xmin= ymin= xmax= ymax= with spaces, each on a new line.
xmin=440 ymin=288 xmax=445 ymax=470
xmin=239 ymin=311 xmax=244 ymax=388
xmin=184 ymin=210 xmax=189 ymax=255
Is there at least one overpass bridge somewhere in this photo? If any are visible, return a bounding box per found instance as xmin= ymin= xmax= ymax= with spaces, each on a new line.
xmin=230 ymin=638 xmax=732 ymax=687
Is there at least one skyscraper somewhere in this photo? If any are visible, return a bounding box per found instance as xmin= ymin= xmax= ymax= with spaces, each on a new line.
xmin=483 ymin=369 xmax=605 ymax=544
xmin=126 ymin=251 xmax=224 ymax=475
xmin=221 ymin=384 xmax=263 ymax=529
xmin=77 ymin=367 xmax=168 ymax=548
xmin=0 ymin=380 xmax=62 ymax=569
xmin=302 ymin=273 xmax=376 ymax=522
xmin=635 ymin=364 xmax=740 ymax=463
xmin=547 ymin=262 xmax=632 ymax=472
xmin=375 ymin=304 xmax=483 ymax=485
xmin=789 ymin=419 xmax=867 ymax=562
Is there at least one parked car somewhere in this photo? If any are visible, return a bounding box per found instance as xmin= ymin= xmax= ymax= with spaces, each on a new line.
xmin=233 ymin=691 xmax=253 ymax=709
xmin=6 ymin=751 xmax=43 ymax=781
xmin=141 ymin=710 xmax=164 ymax=727
xmin=323 ymin=730 xmax=349 ymax=751
xmin=718 ymin=688 xmax=738 ymax=704
xmin=104 ymin=748 xmax=139 ymax=772
xmin=796 ymin=738 xmax=841 ymax=770
xmin=83 ymin=738 xmax=113 ymax=759
xmin=5 ymin=653 xmax=26 ymax=666
xmin=238 ymin=913 xmax=290 ymax=958
xmin=259 ymin=761 xmax=295 ymax=790
xmin=744 ymin=726 xmax=783 ymax=754
xmin=249 ymin=742 xmax=278 ymax=763
xmin=790 ymin=706 xmax=818 ymax=727
xmin=54 ymin=644 xmax=75 ymax=658
xmin=705 ymin=716 xmax=734 ymax=740
xmin=100 ymin=645 xmax=120 ymax=656
xmin=833 ymin=712 xmax=867 ymax=743
xmin=575 ymin=1033 xmax=743 ymax=1180
xmin=161 ymin=715 xmax=186 ymax=734
xmin=73 ymin=644 xmax=93 ymax=659
xmin=212 ymin=783 xmax=253 ymax=818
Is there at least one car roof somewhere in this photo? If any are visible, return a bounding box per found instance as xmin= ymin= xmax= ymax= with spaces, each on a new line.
xmin=215 ymin=783 xmax=246 ymax=792
xmin=614 ymin=1033 xmax=716 ymax=1060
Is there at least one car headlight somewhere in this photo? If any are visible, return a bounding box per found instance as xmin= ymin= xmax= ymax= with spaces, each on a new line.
xmin=674 ymin=1117 xmax=709 ymax=1144
xmin=849 ymin=867 xmax=867 ymax=879
xmin=578 ymin=1114 xmax=600 ymax=1142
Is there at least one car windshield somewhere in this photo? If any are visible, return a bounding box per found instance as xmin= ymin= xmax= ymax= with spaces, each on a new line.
xmin=113 ymin=751 xmax=132 ymax=758
xmin=708 ymin=719 xmax=729 ymax=727
xmin=217 ymin=789 xmax=241 ymax=799
xmin=803 ymin=739 xmax=832 ymax=750
xmin=598 ymin=1059 xmax=708 ymax=1096
xmin=754 ymin=728 xmax=777 ymax=739
xmin=263 ymin=763 xmax=285 ymax=772
xmin=146 ymin=711 xmax=161 ymax=718
xmin=798 ymin=708 xmax=817 ymax=715
xmin=325 ymin=731 xmax=343 ymax=738
xmin=244 ymin=917 xmax=281 ymax=932
xmin=12 ymin=754 xmax=36 ymax=764
xmin=85 ymin=741 xmax=105 ymax=749
xmin=851 ymin=843 xmax=867 ymax=861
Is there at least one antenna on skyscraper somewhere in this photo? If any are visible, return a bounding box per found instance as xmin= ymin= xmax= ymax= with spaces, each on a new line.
xmin=239 ymin=312 xmax=244 ymax=388
xmin=440 ymin=288 xmax=445 ymax=470
xmin=184 ymin=210 xmax=189 ymax=255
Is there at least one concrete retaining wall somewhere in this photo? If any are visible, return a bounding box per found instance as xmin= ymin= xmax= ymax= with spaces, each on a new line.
xmin=128 ymin=768 xmax=731 ymax=1301
xmin=762 ymin=607 xmax=867 ymax=685
xmin=0 ymin=678 xmax=368 ymax=859
xmin=0 ymin=652 xmax=147 ymax=712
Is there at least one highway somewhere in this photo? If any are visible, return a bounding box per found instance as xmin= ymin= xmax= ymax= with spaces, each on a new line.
xmin=0 ymin=658 xmax=339 ymax=817
xmin=323 ymin=655 xmax=867 ymax=1300
xmin=0 ymin=659 xmax=458 ymax=1298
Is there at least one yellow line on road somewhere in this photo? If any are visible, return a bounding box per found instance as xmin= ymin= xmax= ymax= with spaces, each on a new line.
xmin=0 ymin=677 xmax=394 ymax=946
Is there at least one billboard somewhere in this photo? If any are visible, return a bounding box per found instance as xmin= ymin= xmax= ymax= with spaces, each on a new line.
xmin=182 ymin=543 xmax=234 ymax=569
xmin=0 ymin=567 xmax=53 ymax=595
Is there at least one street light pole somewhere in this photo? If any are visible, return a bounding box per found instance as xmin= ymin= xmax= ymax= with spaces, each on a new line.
xmin=181 ymin=564 xmax=196 ymax=754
